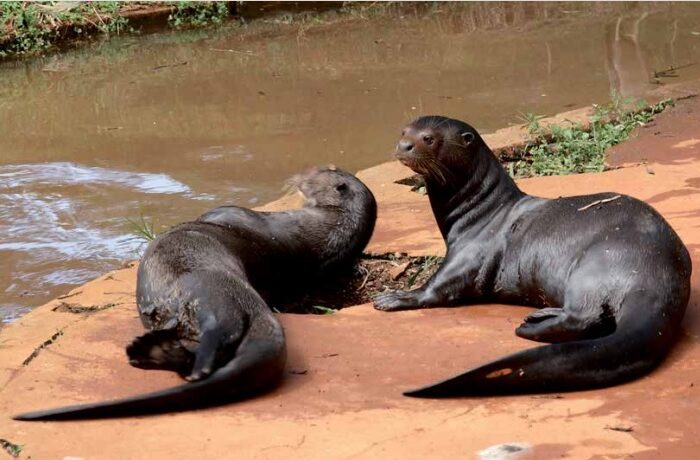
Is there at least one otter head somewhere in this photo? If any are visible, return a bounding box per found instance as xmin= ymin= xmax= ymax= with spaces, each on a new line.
xmin=292 ymin=165 xmax=376 ymax=212
xmin=292 ymin=165 xmax=377 ymax=265
xmin=395 ymin=116 xmax=480 ymax=183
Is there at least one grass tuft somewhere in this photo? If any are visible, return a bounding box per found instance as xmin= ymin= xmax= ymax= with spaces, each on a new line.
xmin=509 ymin=96 xmax=675 ymax=178
xmin=0 ymin=439 xmax=23 ymax=458
xmin=126 ymin=215 xmax=159 ymax=242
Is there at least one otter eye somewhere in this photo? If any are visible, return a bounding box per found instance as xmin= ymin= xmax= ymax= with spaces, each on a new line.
xmin=335 ymin=183 xmax=348 ymax=193
xmin=423 ymin=135 xmax=434 ymax=145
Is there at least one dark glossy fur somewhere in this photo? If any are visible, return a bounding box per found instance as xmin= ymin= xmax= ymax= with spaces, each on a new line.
xmin=15 ymin=167 xmax=377 ymax=420
xmin=374 ymin=116 xmax=692 ymax=396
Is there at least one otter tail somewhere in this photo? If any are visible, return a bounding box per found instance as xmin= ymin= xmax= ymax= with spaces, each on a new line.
xmin=13 ymin=316 xmax=286 ymax=421
xmin=405 ymin=306 xmax=679 ymax=398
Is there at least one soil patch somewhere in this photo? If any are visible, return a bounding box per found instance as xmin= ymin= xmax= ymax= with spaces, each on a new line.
xmin=278 ymin=253 xmax=442 ymax=314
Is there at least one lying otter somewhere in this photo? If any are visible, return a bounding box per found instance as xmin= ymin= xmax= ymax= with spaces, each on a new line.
xmin=375 ymin=116 xmax=691 ymax=396
xmin=15 ymin=166 xmax=377 ymax=420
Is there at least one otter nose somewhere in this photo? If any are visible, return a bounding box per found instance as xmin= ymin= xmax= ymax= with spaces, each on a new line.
xmin=398 ymin=139 xmax=414 ymax=152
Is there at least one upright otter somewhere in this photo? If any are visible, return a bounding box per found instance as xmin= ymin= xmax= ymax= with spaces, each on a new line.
xmin=15 ymin=166 xmax=377 ymax=420
xmin=374 ymin=116 xmax=691 ymax=396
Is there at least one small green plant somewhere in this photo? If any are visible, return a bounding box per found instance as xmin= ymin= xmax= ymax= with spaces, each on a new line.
xmin=127 ymin=215 xmax=159 ymax=242
xmin=310 ymin=305 xmax=337 ymax=315
xmin=406 ymin=256 xmax=443 ymax=288
xmin=511 ymin=97 xmax=674 ymax=178
xmin=0 ymin=439 xmax=23 ymax=458
xmin=167 ymin=2 xmax=230 ymax=29
xmin=517 ymin=111 xmax=545 ymax=136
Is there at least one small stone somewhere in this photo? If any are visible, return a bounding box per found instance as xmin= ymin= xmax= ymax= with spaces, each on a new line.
xmin=389 ymin=262 xmax=411 ymax=280
xmin=605 ymin=425 xmax=634 ymax=433
xmin=478 ymin=442 xmax=532 ymax=459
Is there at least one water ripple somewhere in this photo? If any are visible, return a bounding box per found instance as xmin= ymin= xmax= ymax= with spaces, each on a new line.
xmin=0 ymin=162 xmax=193 ymax=195
xmin=0 ymin=161 xmax=209 ymax=322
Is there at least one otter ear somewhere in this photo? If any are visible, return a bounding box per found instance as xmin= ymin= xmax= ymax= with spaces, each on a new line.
xmin=461 ymin=131 xmax=475 ymax=146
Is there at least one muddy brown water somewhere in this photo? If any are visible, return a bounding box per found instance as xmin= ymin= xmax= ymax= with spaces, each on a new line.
xmin=2 ymin=2 xmax=700 ymax=322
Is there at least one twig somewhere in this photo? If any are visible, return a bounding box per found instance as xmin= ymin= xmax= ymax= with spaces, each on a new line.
xmin=210 ymin=48 xmax=257 ymax=56
xmin=653 ymin=62 xmax=696 ymax=78
xmin=357 ymin=266 xmax=371 ymax=291
xmin=92 ymin=5 xmax=109 ymax=32
xmin=605 ymin=424 xmax=634 ymax=433
xmin=57 ymin=290 xmax=82 ymax=300
xmin=577 ymin=195 xmax=622 ymax=211
xmin=153 ymin=61 xmax=188 ymax=70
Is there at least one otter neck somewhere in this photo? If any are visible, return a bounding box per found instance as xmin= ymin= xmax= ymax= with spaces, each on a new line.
xmin=426 ymin=145 xmax=525 ymax=241
xmin=305 ymin=202 xmax=375 ymax=271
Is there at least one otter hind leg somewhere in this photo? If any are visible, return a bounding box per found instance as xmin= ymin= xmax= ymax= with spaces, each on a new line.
xmin=185 ymin=310 xmax=249 ymax=382
xmin=127 ymin=329 xmax=194 ymax=376
xmin=185 ymin=327 xmax=228 ymax=382
xmin=515 ymin=302 xmax=615 ymax=344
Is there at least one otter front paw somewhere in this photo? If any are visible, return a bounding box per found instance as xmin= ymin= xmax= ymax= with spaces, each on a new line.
xmin=373 ymin=290 xmax=422 ymax=312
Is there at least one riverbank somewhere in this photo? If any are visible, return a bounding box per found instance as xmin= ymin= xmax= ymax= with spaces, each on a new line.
xmin=0 ymin=1 xmax=348 ymax=59
xmin=3 ymin=1 xmax=691 ymax=63
xmin=1 ymin=78 xmax=699 ymax=457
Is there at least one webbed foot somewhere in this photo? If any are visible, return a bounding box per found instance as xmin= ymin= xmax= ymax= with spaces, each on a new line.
xmin=373 ymin=290 xmax=423 ymax=312
xmin=127 ymin=330 xmax=194 ymax=376
xmin=522 ymin=307 xmax=562 ymax=323
xmin=516 ymin=308 xmax=588 ymax=343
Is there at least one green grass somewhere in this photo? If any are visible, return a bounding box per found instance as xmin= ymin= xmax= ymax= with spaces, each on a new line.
xmin=167 ymin=2 xmax=230 ymax=28
xmin=127 ymin=215 xmax=159 ymax=242
xmin=509 ymin=96 xmax=675 ymax=178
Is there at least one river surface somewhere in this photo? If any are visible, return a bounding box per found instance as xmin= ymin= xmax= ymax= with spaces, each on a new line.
xmin=2 ymin=2 xmax=700 ymax=321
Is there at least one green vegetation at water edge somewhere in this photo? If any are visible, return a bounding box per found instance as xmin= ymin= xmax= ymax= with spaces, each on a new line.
xmin=509 ymin=97 xmax=675 ymax=178
xmin=0 ymin=1 xmax=233 ymax=58
xmin=0 ymin=2 xmax=129 ymax=57
xmin=167 ymin=2 xmax=230 ymax=28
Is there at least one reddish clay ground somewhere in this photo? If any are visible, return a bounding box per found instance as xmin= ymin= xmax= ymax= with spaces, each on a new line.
xmin=1 ymin=84 xmax=699 ymax=459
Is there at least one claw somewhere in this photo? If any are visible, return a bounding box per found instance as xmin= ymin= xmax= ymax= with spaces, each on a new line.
xmin=373 ymin=291 xmax=414 ymax=311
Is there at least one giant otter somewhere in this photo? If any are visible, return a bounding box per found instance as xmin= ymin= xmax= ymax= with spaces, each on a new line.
xmin=374 ymin=116 xmax=691 ymax=396
xmin=15 ymin=166 xmax=377 ymax=420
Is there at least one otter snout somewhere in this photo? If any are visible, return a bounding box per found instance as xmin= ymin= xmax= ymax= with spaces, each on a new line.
xmin=397 ymin=139 xmax=414 ymax=153
xmin=395 ymin=138 xmax=416 ymax=166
